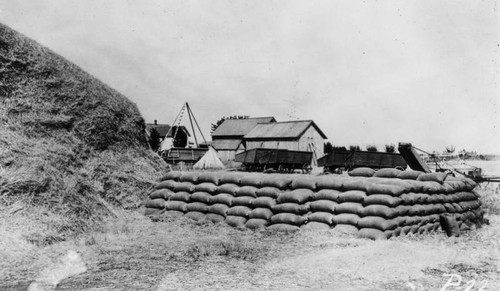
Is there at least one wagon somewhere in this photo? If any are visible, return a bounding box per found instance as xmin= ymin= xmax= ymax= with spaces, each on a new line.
xmin=318 ymin=150 xmax=407 ymax=171
xmin=162 ymin=147 xmax=208 ymax=164
xmin=234 ymin=148 xmax=313 ymax=172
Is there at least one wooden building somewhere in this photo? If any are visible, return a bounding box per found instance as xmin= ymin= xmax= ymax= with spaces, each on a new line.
xmin=146 ymin=120 xmax=193 ymax=152
xmin=211 ymin=117 xmax=276 ymax=162
xmin=145 ymin=120 xmax=171 ymax=141
xmin=243 ymin=120 xmax=327 ymax=162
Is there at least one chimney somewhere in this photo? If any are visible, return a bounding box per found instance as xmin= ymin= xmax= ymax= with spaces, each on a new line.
xmin=154 ymin=120 xmax=157 ymax=125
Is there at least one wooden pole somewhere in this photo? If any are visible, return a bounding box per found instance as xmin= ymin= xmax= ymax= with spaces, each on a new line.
xmin=186 ymin=102 xmax=207 ymax=145
xmin=186 ymin=102 xmax=199 ymax=147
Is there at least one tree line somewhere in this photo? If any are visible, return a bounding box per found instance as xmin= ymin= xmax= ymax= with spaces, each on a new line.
xmin=323 ymin=142 xmax=397 ymax=154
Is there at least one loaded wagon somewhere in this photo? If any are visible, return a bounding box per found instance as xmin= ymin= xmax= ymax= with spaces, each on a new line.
xmin=234 ymin=148 xmax=313 ymax=172
xmin=162 ymin=147 xmax=208 ymax=164
xmin=318 ymin=150 xmax=407 ymax=172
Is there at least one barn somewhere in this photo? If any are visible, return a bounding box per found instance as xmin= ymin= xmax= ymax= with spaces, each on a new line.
xmin=145 ymin=120 xmax=171 ymax=142
xmin=160 ymin=126 xmax=193 ymax=151
xmin=211 ymin=117 xmax=276 ymax=162
xmin=243 ymin=120 xmax=327 ymax=163
xmin=145 ymin=121 xmax=193 ymax=152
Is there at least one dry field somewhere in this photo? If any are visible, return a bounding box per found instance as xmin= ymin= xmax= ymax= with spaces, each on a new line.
xmin=1 ymin=182 xmax=499 ymax=291
xmin=2 ymin=22 xmax=499 ymax=290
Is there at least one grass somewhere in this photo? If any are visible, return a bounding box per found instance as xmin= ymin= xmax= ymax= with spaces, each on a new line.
xmin=477 ymin=183 xmax=500 ymax=215
xmin=1 ymin=196 xmax=498 ymax=290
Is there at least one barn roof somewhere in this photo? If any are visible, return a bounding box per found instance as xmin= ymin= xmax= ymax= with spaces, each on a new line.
xmin=145 ymin=123 xmax=170 ymax=138
xmin=211 ymin=139 xmax=243 ymax=150
xmin=145 ymin=124 xmax=190 ymax=138
xmin=244 ymin=120 xmax=327 ymax=140
xmin=211 ymin=117 xmax=276 ymax=137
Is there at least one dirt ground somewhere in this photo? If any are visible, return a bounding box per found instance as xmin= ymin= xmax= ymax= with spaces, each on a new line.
xmin=151 ymin=228 xmax=500 ymax=291
xmin=1 ymin=185 xmax=499 ymax=290
xmin=1 ymin=212 xmax=498 ymax=291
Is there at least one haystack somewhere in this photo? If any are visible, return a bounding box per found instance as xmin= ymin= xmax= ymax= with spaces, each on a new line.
xmin=0 ymin=22 xmax=166 ymax=236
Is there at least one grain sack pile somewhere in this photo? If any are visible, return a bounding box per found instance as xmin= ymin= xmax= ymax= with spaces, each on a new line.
xmin=142 ymin=168 xmax=484 ymax=240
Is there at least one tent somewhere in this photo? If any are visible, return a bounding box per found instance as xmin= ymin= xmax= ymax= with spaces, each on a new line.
xmin=193 ymin=146 xmax=225 ymax=170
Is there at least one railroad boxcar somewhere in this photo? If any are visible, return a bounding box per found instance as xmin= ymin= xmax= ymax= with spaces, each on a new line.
xmin=235 ymin=148 xmax=313 ymax=172
xmin=318 ymin=150 xmax=407 ymax=171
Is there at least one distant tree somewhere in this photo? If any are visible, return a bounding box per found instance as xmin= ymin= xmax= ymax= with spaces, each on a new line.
xmin=332 ymin=146 xmax=348 ymax=152
xmin=324 ymin=142 xmax=347 ymax=154
xmin=458 ymin=149 xmax=468 ymax=159
xmin=211 ymin=115 xmax=250 ymax=134
xmin=148 ymin=128 xmax=161 ymax=151
xmin=366 ymin=145 xmax=378 ymax=152
xmin=445 ymin=145 xmax=456 ymax=154
xmin=324 ymin=142 xmax=333 ymax=154
xmin=349 ymin=145 xmax=361 ymax=151
xmin=385 ymin=144 xmax=396 ymax=153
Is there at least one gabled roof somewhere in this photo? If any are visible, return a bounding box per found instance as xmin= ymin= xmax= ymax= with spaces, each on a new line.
xmin=145 ymin=124 xmax=190 ymax=138
xmin=244 ymin=120 xmax=327 ymax=140
xmin=211 ymin=139 xmax=244 ymax=150
xmin=145 ymin=123 xmax=170 ymax=138
xmin=211 ymin=117 xmax=276 ymax=137
xmin=166 ymin=126 xmax=191 ymax=138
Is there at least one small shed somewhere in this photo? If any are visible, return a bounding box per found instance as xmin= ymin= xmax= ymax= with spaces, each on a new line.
xmin=243 ymin=120 xmax=327 ymax=162
xmin=211 ymin=117 xmax=276 ymax=162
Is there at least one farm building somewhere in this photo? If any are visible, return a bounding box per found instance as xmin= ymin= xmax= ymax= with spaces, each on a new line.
xmin=145 ymin=120 xmax=171 ymax=141
xmin=159 ymin=126 xmax=192 ymax=151
xmin=211 ymin=117 xmax=276 ymax=162
xmin=243 ymin=120 xmax=327 ymax=163
xmin=146 ymin=120 xmax=192 ymax=151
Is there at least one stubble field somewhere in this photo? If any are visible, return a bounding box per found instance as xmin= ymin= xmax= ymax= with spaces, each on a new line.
xmin=1 ymin=162 xmax=499 ymax=290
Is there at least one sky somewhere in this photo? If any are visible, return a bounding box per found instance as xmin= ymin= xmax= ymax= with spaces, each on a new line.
xmin=1 ymin=0 xmax=499 ymax=154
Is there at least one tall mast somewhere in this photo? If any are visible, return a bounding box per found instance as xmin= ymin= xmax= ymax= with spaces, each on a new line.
xmin=186 ymin=102 xmax=207 ymax=145
xmin=186 ymin=102 xmax=199 ymax=147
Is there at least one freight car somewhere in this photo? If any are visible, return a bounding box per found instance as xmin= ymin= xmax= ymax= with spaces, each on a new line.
xmin=318 ymin=150 xmax=407 ymax=172
xmin=235 ymin=148 xmax=313 ymax=172
xmin=162 ymin=147 xmax=208 ymax=164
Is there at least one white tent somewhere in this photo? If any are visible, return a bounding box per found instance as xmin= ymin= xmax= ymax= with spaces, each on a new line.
xmin=193 ymin=146 xmax=225 ymax=170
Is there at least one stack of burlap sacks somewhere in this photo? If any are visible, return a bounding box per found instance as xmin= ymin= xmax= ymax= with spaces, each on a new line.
xmin=143 ymin=168 xmax=484 ymax=240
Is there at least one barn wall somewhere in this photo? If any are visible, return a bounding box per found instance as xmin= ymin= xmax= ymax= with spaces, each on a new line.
xmin=245 ymin=126 xmax=324 ymax=161
xmin=246 ymin=140 xmax=313 ymax=152
xmin=216 ymin=144 xmax=245 ymax=163
xmin=217 ymin=151 xmax=235 ymax=163
xmin=246 ymin=140 xmax=294 ymax=151
xmin=298 ymin=126 xmax=324 ymax=160
xmin=236 ymin=144 xmax=245 ymax=154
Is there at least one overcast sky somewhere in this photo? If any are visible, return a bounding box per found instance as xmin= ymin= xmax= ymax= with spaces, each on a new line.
xmin=1 ymin=0 xmax=499 ymax=154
